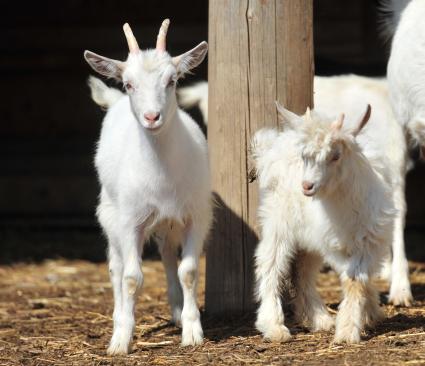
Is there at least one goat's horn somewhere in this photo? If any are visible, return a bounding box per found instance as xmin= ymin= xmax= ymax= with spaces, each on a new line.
xmin=305 ymin=107 xmax=312 ymax=120
xmin=156 ymin=19 xmax=170 ymax=52
xmin=331 ymin=113 xmax=345 ymax=132
xmin=123 ymin=23 xmax=139 ymax=53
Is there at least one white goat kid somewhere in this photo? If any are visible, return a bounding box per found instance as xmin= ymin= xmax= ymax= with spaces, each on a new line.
xmin=84 ymin=20 xmax=212 ymax=355
xmin=314 ymin=75 xmax=412 ymax=307
xmin=253 ymin=104 xmax=395 ymax=344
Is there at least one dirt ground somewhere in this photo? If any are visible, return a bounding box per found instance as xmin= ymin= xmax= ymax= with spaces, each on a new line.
xmin=0 ymin=258 xmax=424 ymax=366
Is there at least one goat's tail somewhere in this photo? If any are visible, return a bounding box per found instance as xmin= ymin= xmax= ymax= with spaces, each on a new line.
xmin=178 ymin=81 xmax=208 ymax=124
xmin=87 ymin=76 xmax=124 ymax=109
xmin=378 ymin=0 xmax=410 ymax=42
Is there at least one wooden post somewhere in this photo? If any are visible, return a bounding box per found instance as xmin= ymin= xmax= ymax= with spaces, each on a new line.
xmin=206 ymin=0 xmax=314 ymax=314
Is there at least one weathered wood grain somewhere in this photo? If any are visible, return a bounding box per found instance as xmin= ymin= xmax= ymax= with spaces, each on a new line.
xmin=206 ymin=0 xmax=314 ymax=314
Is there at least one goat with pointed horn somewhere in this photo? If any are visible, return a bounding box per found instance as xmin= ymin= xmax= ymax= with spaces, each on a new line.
xmin=83 ymin=17 xmax=210 ymax=355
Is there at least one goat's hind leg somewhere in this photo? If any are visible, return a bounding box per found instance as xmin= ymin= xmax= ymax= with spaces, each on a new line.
xmin=388 ymin=192 xmax=412 ymax=306
xmin=293 ymin=251 xmax=334 ymax=332
xmin=157 ymin=231 xmax=183 ymax=326
xmin=364 ymin=282 xmax=384 ymax=328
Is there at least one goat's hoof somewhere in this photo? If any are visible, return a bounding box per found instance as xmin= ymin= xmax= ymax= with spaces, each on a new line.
xmin=262 ymin=325 xmax=291 ymax=343
xmin=107 ymin=331 xmax=131 ymax=355
xmin=181 ymin=320 xmax=204 ymax=346
xmin=333 ymin=329 xmax=361 ymax=344
xmin=388 ymin=286 xmax=413 ymax=307
xmin=312 ymin=313 xmax=335 ymax=332
xmin=107 ymin=342 xmax=131 ymax=356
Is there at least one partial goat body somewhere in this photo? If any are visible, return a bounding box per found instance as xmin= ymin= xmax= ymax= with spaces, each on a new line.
xmin=178 ymin=81 xmax=208 ymax=125
xmin=252 ymin=105 xmax=395 ymax=344
xmin=84 ymin=20 xmax=212 ymax=355
xmin=314 ymin=75 xmax=412 ymax=306
xmin=387 ymin=0 xmax=425 ymax=152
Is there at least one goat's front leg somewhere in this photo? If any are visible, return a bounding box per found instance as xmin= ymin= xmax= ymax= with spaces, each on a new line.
xmin=107 ymin=243 xmax=124 ymax=354
xmin=389 ymin=183 xmax=412 ymax=306
xmin=179 ymin=221 xmax=204 ymax=346
xmin=334 ymin=276 xmax=367 ymax=344
xmin=255 ymin=219 xmax=292 ymax=342
xmin=107 ymin=221 xmax=144 ymax=355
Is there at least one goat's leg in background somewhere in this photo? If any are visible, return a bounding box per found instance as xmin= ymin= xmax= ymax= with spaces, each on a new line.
xmin=255 ymin=216 xmax=292 ymax=342
xmin=107 ymin=220 xmax=144 ymax=355
xmin=364 ymin=282 xmax=385 ymax=328
xmin=389 ymin=181 xmax=413 ymax=306
xmin=293 ymin=251 xmax=334 ymax=332
xmin=178 ymin=220 xmax=204 ymax=346
xmin=157 ymin=233 xmax=183 ymax=326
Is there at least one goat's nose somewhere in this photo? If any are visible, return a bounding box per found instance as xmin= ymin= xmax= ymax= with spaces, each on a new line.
xmin=144 ymin=112 xmax=160 ymax=123
xmin=302 ymin=181 xmax=314 ymax=191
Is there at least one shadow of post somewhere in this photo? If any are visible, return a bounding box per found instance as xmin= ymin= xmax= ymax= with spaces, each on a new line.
xmin=205 ymin=192 xmax=259 ymax=316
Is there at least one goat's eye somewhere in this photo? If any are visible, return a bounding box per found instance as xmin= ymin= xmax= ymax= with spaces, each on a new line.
xmin=167 ymin=78 xmax=176 ymax=88
xmin=331 ymin=152 xmax=340 ymax=162
xmin=124 ymin=82 xmax=134 ymax=92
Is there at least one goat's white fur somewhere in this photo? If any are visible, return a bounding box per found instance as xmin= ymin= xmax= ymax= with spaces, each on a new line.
xmin=181 ymin=76 xmax=413 ymax=306
xmin=252 ymin=103 xmax=395 ymax=344
xmin=84 ymin=21 xmax=212 ymax=355
xmin=387 ymin=0 xmax=425 ymax=150
xmin=386 ymin=0 xmax=425 ymax=306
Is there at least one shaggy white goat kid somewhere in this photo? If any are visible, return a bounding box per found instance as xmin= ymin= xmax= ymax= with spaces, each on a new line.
xmin=314 ymin=75 xmax=412 ymax=307
xmin=252 ymin=103 xmax=395 ymax=344
xmin=84 ymin=20 xmax=212 ymax=355
xmin=179 ymin=76 xmax=412 ymax=306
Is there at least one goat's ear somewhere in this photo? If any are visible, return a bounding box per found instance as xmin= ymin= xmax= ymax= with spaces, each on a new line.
xmin=84 ymin=50 xmax=124 ymax=81
xmin=172 ymin=41 xmax=208 ymax=77
xmin=275 ymin=101 xmax=301 ymax=130
xmin=352 ymin=104 xmax=371 ymax=137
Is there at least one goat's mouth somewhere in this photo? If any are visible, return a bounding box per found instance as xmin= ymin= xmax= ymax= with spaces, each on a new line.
xmin=143 ymin=123 xmax=163 ymax=133
xmin=302 ymin=186 xmax=320 ymax=197
xmin=303 ymin=189 xmax=316 ymax=197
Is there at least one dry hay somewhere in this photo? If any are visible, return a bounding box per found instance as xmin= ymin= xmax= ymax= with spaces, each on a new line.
xmin=0 ymin=258 xmax=424 ymax=365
